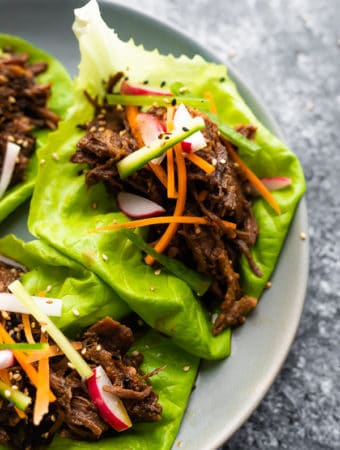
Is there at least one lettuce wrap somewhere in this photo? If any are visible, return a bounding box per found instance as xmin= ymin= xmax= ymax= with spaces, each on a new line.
xmin=0 ymin=234 xmax=199 ymax=450
xmin=0 ymin=34 xmax=73 ymax=223
xmin=28 ymin=0 xmax=306 ymax=359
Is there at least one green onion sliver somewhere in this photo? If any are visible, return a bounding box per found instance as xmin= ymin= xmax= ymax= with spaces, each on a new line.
xmin=206 ymin=112 xmax=261 ymax=155
xmin=0 ymin=379 xmax=31 ymax=411
xmin=8 ymin=281 xmax=92 ymax=380
xmin=117 ymin=116 xmax=205 ymax=179
xmin=106 ymin=94 xmax=210 ymax=110
xmin=0 ymin=343 xmax=49 ymax=351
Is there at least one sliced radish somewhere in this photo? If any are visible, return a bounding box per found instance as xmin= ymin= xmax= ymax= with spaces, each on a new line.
xmin=117 ymin=191 xmax=165 ymax=218
xmin=0 ymin=293 xmax=62 ymax=317
xmin=261 ymin=177 xmax=292 ymax=191
xmin=0 ymin=142 xmax=21 ymax=199
xmin=87 ymin=365 xmax=132 ymax=432
xmin=136 ymin=113 xmax=167 ymax=164
xmin=0 ymin=350 xmax=14 ymax=369
xmin=120 ymin=80 xmax=172 ymax=97
xmin=136 ymin=113 xmax=166 ymax=146
xmin=173 ymin=103 xmax=206 ymax=153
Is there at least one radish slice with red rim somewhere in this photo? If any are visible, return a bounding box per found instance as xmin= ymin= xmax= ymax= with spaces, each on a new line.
xmin=249 ymin=177 xmax=292 ymax=196
xmin=136 ymin=112 xmax=167 ymax=164
xmin=260 ymin=177 xmax=292 ymax=191
xmin=136 ymin=113 xmax=166 ymax=146
xmin=117 ymin=192 xmax=165 ymax=218
xmin=173 ymin=103 xmax=206 ymax=153
xmin=0 ymin=142 xmax=21 ymax=199
xmin=0 ymin=350 xmax=14 ymax=370
xmin=87 ymin=365 xmax=132 ymax=432
xmin=120 ymin=80 xmax=172 ymax=97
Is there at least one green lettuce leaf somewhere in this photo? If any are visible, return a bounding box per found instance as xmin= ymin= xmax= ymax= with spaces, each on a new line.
xmin=28 ymin=0 xmax=305 ymax=359
xmin=0 ymin=234 xmax=129 ymax=333
xmin=0 ymin=234 xmax=199 ymax=450
xmin=0 ymin=34 xmax=73 ymax=223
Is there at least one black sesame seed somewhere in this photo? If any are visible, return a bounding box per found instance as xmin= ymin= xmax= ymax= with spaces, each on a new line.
xmin=143 ymin=80 xmax=149 ymax=85
xmin=164 ymin=135 xmax=170 ymax=140
xmin=160 ymin=81 xmax=166 ymax=87
xmin=182 ymin=126 xmax=189 ymax=132
xmin=171 ymin=98 xmax=177 ymax=106
xmin=219 ymin=77 xmax=226 ymax=82
xmin=124 ymin=76 xmax=129 ymax=81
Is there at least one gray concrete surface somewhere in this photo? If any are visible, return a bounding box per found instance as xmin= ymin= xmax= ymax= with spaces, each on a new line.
xmin=116 ymin=0 xmax=340 ymax=448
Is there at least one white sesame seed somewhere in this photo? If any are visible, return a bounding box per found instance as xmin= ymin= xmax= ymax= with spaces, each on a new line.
xmin=265 ymin=281 xmax=272 ymax=289
xmin=220 ymin=158 xmax=226 ymax=164
xmin=46 ymin=285 xmax=52 ymax=293
xmin=67 ymin=362 xmax=75 ymax=369
xmin=40 ymin=159 xmax=46 ymax=165
xmin=183 ymin=366 xmax=190 ymax=372
xmin=1 ymin=311 xmax=10 ymax=320
xmin=98 ymin=127 xmax=105 ymax=132
xmin=72 ymin=308 xmax=80 ymax=317
xmin=154 ymin=269 xmax=161 ymax=276
xmin=102 ymin=253 xmax=109 ymax=261
xmin=212 ymin=158 xmax=217 ymax=166
xmin=150 ymin=286 xmax=155 ymax=292
xmin=179 ymin=86 xmax=188 ymax=93
xmin=300 ymin=232 xmax=306 ymax=240
xmin=81 ymin=348 xmax=87 ymax=355
xmin=4 ymin=390 xmax=11 ymax=398
xmin=116 ymin=104 xmax=123 ymax=111
xmin=96 ymin=344 xmax=102 ymax=351
xmin=52 ymin=152 xmax=59 ymax=161
xmin=8 ymin=96 xmax=16 ymax=104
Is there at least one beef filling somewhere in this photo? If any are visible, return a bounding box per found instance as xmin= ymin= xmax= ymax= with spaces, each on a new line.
xmin=0 ymin=47 xmax=59 ymax=190
xmin=70 ymin=80 xmax=262 ymax=334
xmin=0 ymin=263 xmax=161 ymax=449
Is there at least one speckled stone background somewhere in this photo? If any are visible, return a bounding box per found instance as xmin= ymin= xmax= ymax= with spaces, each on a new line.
xmin=115 ymin=0 xmax=340 ymax=449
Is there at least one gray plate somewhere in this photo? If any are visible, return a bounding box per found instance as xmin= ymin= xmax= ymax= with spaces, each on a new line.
xmin=0 ymin=1 xmax=309 ymax=449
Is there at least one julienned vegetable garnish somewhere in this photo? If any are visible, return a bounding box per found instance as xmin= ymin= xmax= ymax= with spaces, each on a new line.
xmin=9 ymin=280 xmax=134 ymax=432
xmin=28 ymin=0 xmax=306 ymax=363
xmin=0 ymin=236 xmax=199 ymax=449
xmin=75 ymin=72 xmax=287 ymax=333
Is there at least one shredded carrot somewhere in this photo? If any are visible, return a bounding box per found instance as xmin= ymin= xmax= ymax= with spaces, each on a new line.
xmin=166 ymin=107 xmax=177 ymax=198
xmin=126 ymin=105 xmax=144 ymax=147
xmin=92 ymin=215 xmax=236 ymax=232
xmin=22 ymin=314 xmax=35 ymax=344
xmin=204 ymin=91 xmax=218 ymax=114
xmin=144 ymin=145 xmax=188 ymax=265
xmin=185 ymin=152 xmax=216 ymax=174
xmin=26 ymin=341 xmax=83 ymax=363
xmin=36 ymin=291 xmax=46 ymax=298
xmin=33 ymin=332 xmax=50 ymax=425
xmin=198 ymin=190 xmax=208 ymax=202
xmin=148 ymin=162 xmax=168 ymax=188
xmin=0 ymin=324 xmax=55 ymax=402
xmin=166 ymin=148 xmax=177 ymax=198
xmin=226 ymin=145 xmax=281 ymax=214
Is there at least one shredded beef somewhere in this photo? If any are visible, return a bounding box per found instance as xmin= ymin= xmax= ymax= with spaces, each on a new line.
xmin=0 ymin=47 xmax=59 ymax=189
xmin=70 ymin=84 xmax=263 ymax=334
xmin=0 ymin=263 xmax=161 ymax=449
